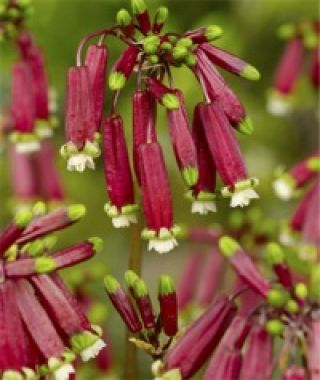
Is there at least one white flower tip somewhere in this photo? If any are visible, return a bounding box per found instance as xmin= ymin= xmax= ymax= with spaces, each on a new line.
xmin=80 ymin=338 xmax=106 ymax=362
xmin=53 ymin=364 xmax=75 ymax=380
xmin=230 ymin=188 xmax=259 ymax=208
xmin=16 ymin=141 xmax=40 ymax=153
xmin=148 ymin=238 xmax=178 ymax=254
xmin=37 ymin=126 xmax=53 ymax=138
xmin=67 ymin=154 xmax=95 ymax=172
xmin=267 ymin=96 xmax=292 ymax=116
xmin=112 ymin=214 xmax=137 ymax=228
xmin=191 ymin=201 xmax=217 ymax=215
xmin=273 ymin=179 xmax=292 ymax=200
xmin=279 ymin=230 xmax=295 ymax=246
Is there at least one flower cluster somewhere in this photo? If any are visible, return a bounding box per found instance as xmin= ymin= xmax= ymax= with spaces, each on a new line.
xmin=268 ymin=20 xmax=319 ymax=116
xmin=104 ymin=272 xmax=178 ymax=360
xmin=273 ymin=152 xmax=320 ymax=261
xmin=62 ymin=0 xmax=261 ymax=254
xmin=0 ymin=204 xmax=106 ymax=380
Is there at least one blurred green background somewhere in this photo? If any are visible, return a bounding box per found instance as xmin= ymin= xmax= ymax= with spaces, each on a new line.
xmin=0 ymin=0 xmax=319 ymax=377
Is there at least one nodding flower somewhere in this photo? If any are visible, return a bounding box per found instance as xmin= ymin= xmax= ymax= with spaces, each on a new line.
xmin=102 ymin=115 xmax=138 ymax=228
xmin=61 ymin=66 xmax=100 ymax=172
xmin=139 ymin=142 xmax=180 ymax=254
xmin=198 ymin=102 xmax=259 ymax=208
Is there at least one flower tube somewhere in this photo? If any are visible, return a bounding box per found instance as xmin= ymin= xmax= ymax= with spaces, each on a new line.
xmin=185 ymin=25 xmax=223 ymax=44
xmin=199 ymin=102 xmax=259 ymax=208
xmin=61 ymin=66 xmax=100 ymax=172
xmin=146 ymin=77 xmax=180 ymax=110
xmin=132 ymin=278 xmax=156 ymax=330
xmin=102 ymin=115 xmax=138 ymax=228
xmin=138 ymin=142 xmax=178 ymax=254
xmin=159 ymin=275 xmax=178 ymax=337
xmin=131 ymin=0 xmax=151 ymax=35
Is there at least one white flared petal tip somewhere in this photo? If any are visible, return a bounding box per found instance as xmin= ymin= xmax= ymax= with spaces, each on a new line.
xmin=53 ymin=364 xmax=75 ymax=380
xmin=112 ymin=214 xmax=137 ymax=228
xmin=273 ymin=179 xmax=293 ymax=200
xmin=191 ymin=201 xmax=217 ymax=215
xmin=148 ymin=238 xmax=178 ymax=254
xmin=80 ymin=338 xmax=106 ymax=362
xmin=267 ymin=97 xmax=292 ymax=116
xmin=230 ymin=188 xmax=259 ymax=208
xmin=37 ymin=126 xmax=53 ymax=138
xmin=67 ymin=154 xmax=95 ymax=172
xmin=16 ymin=141 xmax=40 ymax=153
xmin=279 ymin=231 xmax=295 ymax=246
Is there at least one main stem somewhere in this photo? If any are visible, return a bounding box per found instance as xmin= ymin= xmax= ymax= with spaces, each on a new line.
xmin=124 ymin=213 xmax=143 ymax=380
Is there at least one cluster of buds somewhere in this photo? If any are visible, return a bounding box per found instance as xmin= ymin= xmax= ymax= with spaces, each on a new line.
xmin=273 ymin=152 xmax=320 ymax=260
xmin=0 ymin=0 xmax=33 ymax=43
xmin=104 ymin=272 xmax=178 ymax=360
xmin=267 ymin=20 xmax=319 ymax=116
xmin=63 ymin=0 xmax=261 ymax=254
xmin=0 ymin=203 xmax=107 ymax=380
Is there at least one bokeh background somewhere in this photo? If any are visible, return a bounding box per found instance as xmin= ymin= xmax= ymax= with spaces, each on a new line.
xmin=0 ymin=0 xmax=319 ymax=378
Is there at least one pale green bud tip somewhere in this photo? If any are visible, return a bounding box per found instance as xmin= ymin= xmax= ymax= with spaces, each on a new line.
xmin=277 ymin=23 xmax=295 ymax=39
xmin=32 ymin=201 xmax=47 ymax=216
xmin=104 ymin=275 xmax=120 ymax=294
xmin=238 ymin=116 xmax=254 ymax=135
xmin=295 ymin=283 xmax=308 ymax=299
xmin=182 ymin=167 xmax=199 ymax=186
xmin=161 ymin=42 xmax=172 ymax=51
xmin=205 ymin=25 xmax=223 ymax=41
xmin=185 ymin=54 xmax=197 ymax=67
xmin=307 ymin=157 xmax=320 ymax=171
xmin=240 ymin=65 xmax=260 ymax=81
xmin=143 ymin=36 xmax=160 ymax=54
xmin=267 ymin=289 xmax=287 ymax=308
xmin=88 ymin=237 xmax=103 ymax=253
xmin=109 ymin=72 xmax=126 ymax=90
xmin=148 ymin=55 xmax=159 ymax=64
xmin=218 ymin=236 xmax=240 ymax=257
xmin=155 ymin=7 xmax=168 ymax=24
xmin=124 ymin=270 xmax=139 ymax=287
xmin=172 ymin=46 xmax=188 ymax=60
xmin=2 ymin=371 xmax=23 ymax=380
xmin=28 ymin=240 xmax=44 ymax=257
xmin=116 ymin=9 xmax=132 ymax=26
xmin=265 ymin=242 xmax=284 ymax=264
xmin=266 ymin=319 xmax=284 ymax=336
xmin=177 ymin=37 xmax=193 ymax=48
xmin=131 ymin=0 xmax=146 ymax=14
xmin=286 ymin=299 xmax=299 ymax=313
xmin=67 ymin=204 xmax=86 ymax=221
xmin=14 ymin=210 xmax=33 ymax=228
xmin=133 ymin=279 xmax=148 ymax=297
xmin=159 ymin=275 xmax=175 ymax=295
xmin=34 ymin=257 xmax=57 ymax=274
xmin=162 ymin=93 xmax=179 ymax=110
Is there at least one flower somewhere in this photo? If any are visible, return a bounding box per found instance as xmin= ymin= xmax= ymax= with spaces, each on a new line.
xmin=158 ymin=275 xmax=178 ymax=337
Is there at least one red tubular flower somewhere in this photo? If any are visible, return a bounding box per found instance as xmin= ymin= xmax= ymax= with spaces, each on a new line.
xmin=239 ymin=324 xmax=273 ymax=380
xmin=194 ymin=48 xmax=253 ymax=135
xmin=308 ymin=316 xmax=320 ymax=380
xmin=132 ymin=89 xmax=157 ymax=183
xmin=186 ymin=103 xmax=217 ymax=214
xmin=152 ymin=6 xmax=168 ymax=34
xmin=139 ymin=142 xmax=179 ymax=254
xmin=35 ymin=139 xmax=65 ymax=203
xmin=163 ymin=295 xmax=237 ymax=379
xmin=273 ymin=152 xmax=320 ymax=200
xmin=85 ymin=44 xmax=108 ymax=126
xmin=199 ymin=102 xmax=259 ymax=208
xmin=177 ymin=252 xmax=203 ymax=310
xmin=187 ymin=226 xmax=222 ymax=243
xmin=131 ymin=0 xmax=151 ymax=35
xmin=200 ymin=43 xmax=260 ymax=80
xmin=17 ymin=31 xmax=34 ymax=59
xmin=108 ymin=45 xmax=139 ymax=90
xmin=283 ymin=366 xmax=306 ymax=380
xmin=104 ymin=275 xmax=142 ymax=333
xmin=159 ymin=275 xmax=178 ymax=337
xmin=167 ymin=90 xmax=199 ymax=187
xmin=195 ymin=247 xmax=223 ymax=307
xmin=132 ymin=278 xmax=156 ymax=330
xmin=102 ymin=115 xmax=138 ymax=228
xmin=10 ymin=61 xmax=38 ymax=153
xmin=185 ymin=25 xmax=223 ymax=44
xmin=219 ymin=236 xmax=271 ymax=297
xmin=265 ymin=243 xmax=293 ymax=290
xmin=268 ymin=38 xmax=304 ymax=116
xmin=61 ymin=65 xmax=100 ymax=172
xmin=146 ymin=77 xmax=180 ymax=110
xmin=310 ymin=47 xmax=320 ymax=88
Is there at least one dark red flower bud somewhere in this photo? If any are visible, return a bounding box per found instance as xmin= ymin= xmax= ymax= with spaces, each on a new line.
xmin=62 ymin=66 xmax=100 ymax=172
xmin=283 ymin=366 xmax=306 ymax=380
xmin=164 ymin=295 xmax=237 ymax=379
xmin=139 ymin=142 xmax=178 ymax=254
xmin=219 ymin=236 xmax=271 ymax=297
xmin=167 ymin=90 xmax=198 ymax=187
xmin=265 ymin=243 xmax=293 ymax=290
xmin=146 ymin=77 xmax=180 ymax=110
xmin=131 ymin=0 xmax=151 ymax=35
xmin=199 ymin=102 xmax=259 ymax=208
xmin=132 ymin=89 xmax=157 ymax=183
xmin=85 ymin=44 xmax=108 ymax=126
xmin=159 ymin=275 xmax=178 ymax=337
xmin=310 ymin=47 xmax=320 ymax=88
xmin=109 ymin=46 xmax=139 ymax=90
xmin=239 ymin=324 xmax=273 ymax=380
xmin=104 ymin=275 xmax=142 ymax=333
xmin=185 ymin=25 xmax=223 ymax=44
xmin=102 ymin=115 xmax=137 ymax=228
xmin=132 ymin=279 xmax=156 ymax=330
